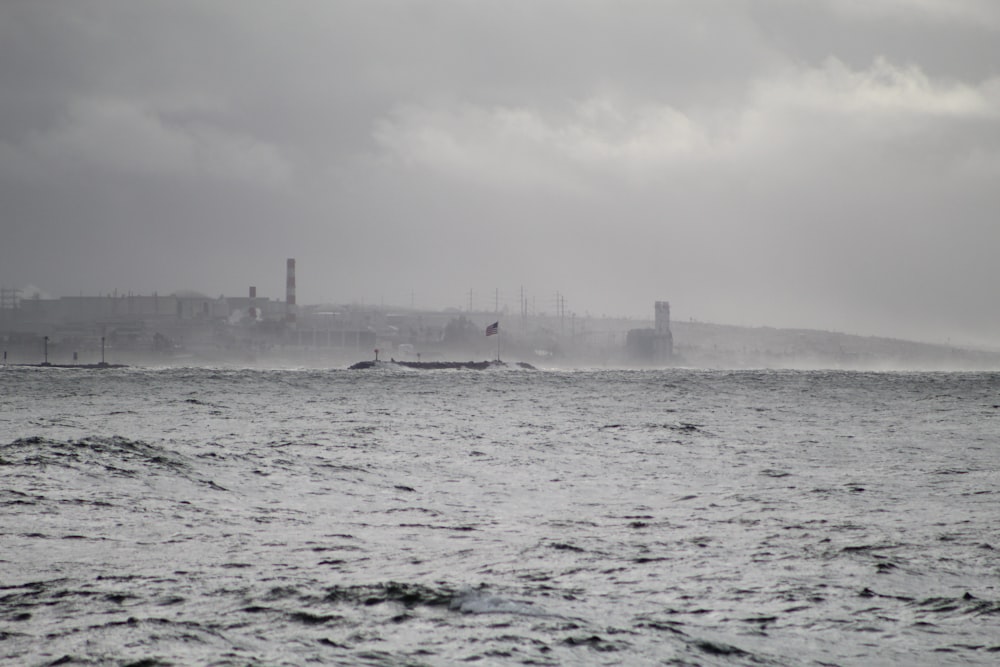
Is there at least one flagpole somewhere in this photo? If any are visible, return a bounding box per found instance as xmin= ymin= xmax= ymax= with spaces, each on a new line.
xmin=486 ymin=320 xmax=500 ymax=362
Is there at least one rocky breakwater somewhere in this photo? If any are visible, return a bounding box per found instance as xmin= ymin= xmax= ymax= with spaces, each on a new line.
xmin=348 ymin=360 xmax=536 ymax=370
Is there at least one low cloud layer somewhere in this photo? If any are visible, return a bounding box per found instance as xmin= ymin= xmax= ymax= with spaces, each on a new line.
xmin=2 ymin=1 xmax=998 ymax=346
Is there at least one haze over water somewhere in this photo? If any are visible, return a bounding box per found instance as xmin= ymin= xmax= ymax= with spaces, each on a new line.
xmin=2 ymin=365 xmax=998 ymax=666
xmin=3 ymin=7 xmax=1000 ymax=665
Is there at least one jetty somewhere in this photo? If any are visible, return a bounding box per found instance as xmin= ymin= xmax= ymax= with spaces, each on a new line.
xmin=349 ymin=360 xmax=535 ymax=370
xmin=14 ymin=362 xmax=128 ymax=369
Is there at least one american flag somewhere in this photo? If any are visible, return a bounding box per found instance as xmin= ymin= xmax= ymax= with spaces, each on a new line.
xmin=485 ymin=321 xmax=499 ymax=336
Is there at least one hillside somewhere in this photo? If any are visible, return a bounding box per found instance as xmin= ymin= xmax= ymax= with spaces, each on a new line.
xmin=670 ymin=320 xmax=1000 ymax=370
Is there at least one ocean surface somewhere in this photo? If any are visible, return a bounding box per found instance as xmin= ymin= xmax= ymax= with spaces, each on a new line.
xmin=1 ymin=365 xmax=998 ymax=666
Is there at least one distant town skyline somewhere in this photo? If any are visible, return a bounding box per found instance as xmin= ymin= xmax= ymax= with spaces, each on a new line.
xmin=2 ymin=2 xmax=999 ymax=347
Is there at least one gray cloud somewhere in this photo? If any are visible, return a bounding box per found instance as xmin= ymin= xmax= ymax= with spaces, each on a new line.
xmin=2 ymin=1 xmax=999 ymax=346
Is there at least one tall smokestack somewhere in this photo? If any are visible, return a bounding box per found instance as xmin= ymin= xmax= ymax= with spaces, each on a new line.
xmin=286 ymin=258 xmax=296 ymax=322
xmin=654 ymin=301 xmax=673 ymax=361
xmin=655 ymin=301 xmax=670 ymax=335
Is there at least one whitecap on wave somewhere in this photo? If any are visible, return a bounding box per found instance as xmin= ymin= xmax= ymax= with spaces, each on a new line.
xmin=449 ymin=586 xmax=548 ymax=616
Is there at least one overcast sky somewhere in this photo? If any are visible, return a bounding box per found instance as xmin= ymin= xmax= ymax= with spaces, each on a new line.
xmin=2 ymin=1 xmax=998 ymax=346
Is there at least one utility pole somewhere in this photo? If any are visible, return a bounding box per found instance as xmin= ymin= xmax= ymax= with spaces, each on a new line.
xmin=557 ymin=292 xmax=566 ymax=335
xmin=0 ymin=287 xmax=21 ymax=311
xmin=520 ymin=285 xmax=526 ymax=332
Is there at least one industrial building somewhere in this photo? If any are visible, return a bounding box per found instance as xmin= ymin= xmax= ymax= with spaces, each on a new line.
xmin=625 ymin=301 xmax=674 ymax=364
xmin=1 ymin=259 xmax=677 ymax=366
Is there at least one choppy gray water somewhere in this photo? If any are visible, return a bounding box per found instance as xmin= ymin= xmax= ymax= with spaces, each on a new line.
xmin=1 ymin=366 xmax=998 ymax=666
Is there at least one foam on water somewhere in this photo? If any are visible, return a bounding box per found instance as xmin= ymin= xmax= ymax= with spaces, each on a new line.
xmin=449 ymin=587 xmax=551 ymax=616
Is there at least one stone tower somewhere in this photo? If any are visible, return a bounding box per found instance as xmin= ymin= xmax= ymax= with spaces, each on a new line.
xmin=654 ymin=301 xmax=673 ymax=361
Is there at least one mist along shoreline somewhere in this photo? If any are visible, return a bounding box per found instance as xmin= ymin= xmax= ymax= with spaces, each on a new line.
xmin=5 ymin=299 xmax=1000 ymax=371
xmin=348 ymin=360 xmax=537 ymax=370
